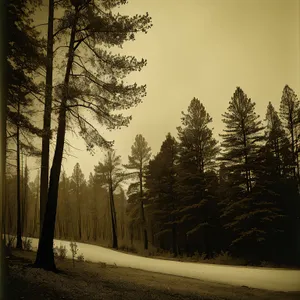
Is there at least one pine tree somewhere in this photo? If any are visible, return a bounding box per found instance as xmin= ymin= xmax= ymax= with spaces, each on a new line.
xmin=124 ymin=134 xmax=151 ymax=250
xmin=279 ymin=85 xmax=300 ymax=180
xmin=95 ymin=150 xmax=125 ymax=249
xmin=22 ymin=157 xmax=29 ymax=235
xmin=35 ymin=0 xmax=152 ymax=270
xmin=219 ymin=87 xmax=274 ymax=261
xmin=70 ymin=163 xmax=85 ymax=240
xmin=217 ymin=162 xmax=231 ymax=250
xmin=92 ymin=168 xmax=109 ymax=241
xmin=146 ymin=133 xmax=179 ymax=255
xmin=29 ymin=173 xmax=40 ymax=237
xmin=265 ymin=102 xmax=293 ymax=177
xmin=250 ymin=145 xmax=289 ymax=263
xmin=220 ymin=88 xmax=265 ymax=193
xmin=279 ymin=86 xmax=300 ymax=265
xmin=258 ymin=103 xmax=293 ymax=260
xmin=40 ymin=0 xmax=55 ymax=238
xmin=7 ymin=0 xmax=45 ymax=250
xmin=87 ymin=172 xmax=99 ymax=241
xmin=7 ymin=0 xmax=45 ymax=145
xmin=114 ymin=187 xmax=127 ymax=242
xmin=175 ymin=98 xmax=219 ymax=257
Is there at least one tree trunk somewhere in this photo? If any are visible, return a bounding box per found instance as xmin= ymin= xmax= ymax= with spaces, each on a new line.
xmin=33 ymin=172 xmax=39 ymax=237
xmin=130 ymin=226 xmax=134 ymax=247
xmin=16 ymin=102 xmax=22 ymax=249
xmin=139 ymin=171 xmax=148 ymax=250
xmin=172 ymin=223 xmax=178 ymax=257
xmin=185 ymin=233 xmax=190 ymax=256
xmin=93 ymin=217 xmax=97 ymax=241
xmin=0 ymin=1 xmax=8 ymax=291
xmin=22 ymin=157 xmax=28 ymax=236
xmin=77 ymin=186 xmax=81 ymax=240
xmin=39 ymin=0 xmax=54 ymax=236
xmin=34 ymin=9 xmax=78 ymax=271
xmin=109 ymin=180 xmax=118 ymax=249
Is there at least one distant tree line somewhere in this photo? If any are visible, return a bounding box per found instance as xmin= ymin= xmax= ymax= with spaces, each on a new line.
xmin=145 ymin=87 xmax=300 ymax=267
xmin=5 ymin=85 xmax=300 ymax=267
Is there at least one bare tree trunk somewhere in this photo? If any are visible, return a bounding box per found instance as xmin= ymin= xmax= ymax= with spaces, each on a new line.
xmin=139 ymin=171 xmax=148 ymax=250
xmin=109 ymin=180 xmax=118 ymax=249
xmin=34 ymin=9 xmax=78 ymax=271
xmin=22 ymin=156 xmax=28 ymax=236
xmin=16 ymin=102 xmax=22 ymax=249
xmin=8 ymin=200 xmax=13 ymax=236
xmin=39 ymin=0 xmax=54 ymax=236
xmin=93 ymin=217 xmax=97 ymax=241
xmin=33 ymin=172 xmax=40 ymax=237
xmin=77 ymin=187 xmax=82 ymax=240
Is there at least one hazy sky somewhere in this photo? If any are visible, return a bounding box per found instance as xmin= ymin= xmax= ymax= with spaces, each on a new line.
xmin=29 ymin=0 xmax=300 ymax=181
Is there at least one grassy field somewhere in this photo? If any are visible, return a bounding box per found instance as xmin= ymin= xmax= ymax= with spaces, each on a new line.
xmin=6 ymin=249 xmax=300 ymax=300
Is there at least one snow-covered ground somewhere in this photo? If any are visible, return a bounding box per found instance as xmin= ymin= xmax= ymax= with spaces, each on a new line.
xmin=7 ymin=236 xmax=300 ymax=292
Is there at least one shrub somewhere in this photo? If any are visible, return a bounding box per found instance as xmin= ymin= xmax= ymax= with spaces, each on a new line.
xmin=211 ymin=251 xmax=247 ymax=266
xmin=70 ymin=242 xmax=79 ymax=267
xmin=260 ymin=260 xmax=276 ymax=268
xmin=77 ymin=253 xmax=84 ymax=262
xmin=54 ymin=244 xmax=67 ymax=260
xmin=193 ymin=251 xmax=207 ymax=261
xmin=23 ymin=238 xmax=32 ymax=251
xmin=7 ymin=236 xmax=16 ymax=249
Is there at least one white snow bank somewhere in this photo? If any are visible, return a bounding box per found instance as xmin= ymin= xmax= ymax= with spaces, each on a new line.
xmin=6 ymin=236 xmax=300 ymax=292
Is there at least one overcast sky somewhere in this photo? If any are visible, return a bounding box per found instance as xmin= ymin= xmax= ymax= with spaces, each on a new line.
xmin=28 ymin=0 xmax=300 ymax=181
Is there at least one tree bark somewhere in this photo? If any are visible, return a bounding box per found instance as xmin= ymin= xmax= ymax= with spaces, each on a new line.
xmin=39 ymin=0 xmax=54 ymax=236
xmin=16 ymin=102 xmax=22 ymax=249
xmin=34 ymin=9 xmax=78 ymax=271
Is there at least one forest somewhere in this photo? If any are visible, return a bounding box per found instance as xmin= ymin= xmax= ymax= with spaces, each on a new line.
xmin=3 ymin=0 xmax=300 ymax=274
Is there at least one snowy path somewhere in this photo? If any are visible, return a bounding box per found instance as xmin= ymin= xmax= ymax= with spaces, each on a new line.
xmin=10 ymin=236 xmax=300 ymax=292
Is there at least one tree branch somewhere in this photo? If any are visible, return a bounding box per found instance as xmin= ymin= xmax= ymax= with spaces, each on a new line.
xmin=54 ymin=25 xmax=70 ymax=38
xmin=74 ymin=35 xmax=90 ymax=51
xmin=53 ymin=45 xmax=70 ymax=55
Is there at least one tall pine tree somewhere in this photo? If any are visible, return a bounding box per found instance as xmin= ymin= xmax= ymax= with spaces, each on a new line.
xmin=95 ymin=150 xmax=125 ymax=249
xmin=279 ymin=85 xmax=300 ymax=180
xmin=124 ymin=134 xmax=152 ymax=250
xmin=175 ymin=98 xmax=219 ymax=257
xmin=146 ymin=133 xmax=179 ymax=256
xmin=35 ymin=0 xmax=152 ymax=270
xmin=220 ymin=87 xmax=280 ymax=262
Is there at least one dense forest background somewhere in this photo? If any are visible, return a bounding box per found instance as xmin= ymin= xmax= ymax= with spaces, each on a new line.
xmin=5 ymin=87 xmax=300 ymax=266
xmin=4 ymin=0 xmax=300 ymax=269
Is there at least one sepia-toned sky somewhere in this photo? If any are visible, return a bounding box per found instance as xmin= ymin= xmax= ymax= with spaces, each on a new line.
xmin=29 ymin=0 xmax=300 ymax=181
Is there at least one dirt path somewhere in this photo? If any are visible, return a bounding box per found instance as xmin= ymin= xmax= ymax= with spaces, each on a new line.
xmin=6 ymin=250 xmax=300 ymax=300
